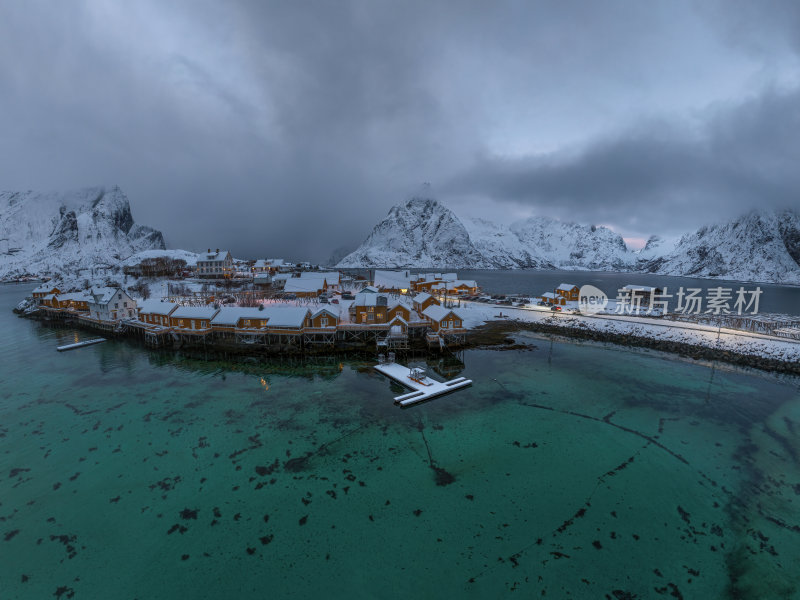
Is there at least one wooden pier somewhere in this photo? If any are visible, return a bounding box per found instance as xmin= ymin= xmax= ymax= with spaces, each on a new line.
xmin=373 ymin=359 xmax=472 ymax=407
xmin=57 ymin=338 xmax=106 ymax=352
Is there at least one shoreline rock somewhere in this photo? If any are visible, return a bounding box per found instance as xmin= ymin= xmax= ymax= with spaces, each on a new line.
xmin=466 ymin=319 xmax=800 ymax=375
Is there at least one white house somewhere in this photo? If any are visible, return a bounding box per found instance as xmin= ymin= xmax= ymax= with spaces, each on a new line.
xmin=88 ymin=287 xmax=137 ymax=321
xmin=196 ymin=249 xmax=233 ymax=279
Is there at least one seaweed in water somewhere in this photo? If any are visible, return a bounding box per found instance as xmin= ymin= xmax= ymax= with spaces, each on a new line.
xmin=54 ymin=586 xmax=75 ymax=599
xmin=179 ymin=508 xmax=198 ymax=520
xmin=284 ymin=452 xmax=313 ymax=472
xmin=432 ymin=466 xmax=455 ymax=486
xmin=4 ymin=529 xmax=21 ymax=541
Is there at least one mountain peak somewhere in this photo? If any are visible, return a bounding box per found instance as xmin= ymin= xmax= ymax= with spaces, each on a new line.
xmin=0 ymin=186 xmax=165 ymax=281
xmin=337 ymin=196 xmax=490 ymax=268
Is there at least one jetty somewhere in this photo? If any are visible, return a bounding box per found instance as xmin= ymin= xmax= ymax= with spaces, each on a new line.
xmin=57 ymin=338 xmax=106 ymax=352
xmin=374 ymin=356 xmax=472 ymax=408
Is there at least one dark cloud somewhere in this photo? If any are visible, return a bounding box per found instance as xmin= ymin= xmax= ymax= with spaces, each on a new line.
xmin=0 ymin=1 xmax=798 ymax=260
xmin=445 ymin=85 xmax=800 ymax=237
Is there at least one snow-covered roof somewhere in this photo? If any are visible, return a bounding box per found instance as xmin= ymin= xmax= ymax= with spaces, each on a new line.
xmin=253 ymin=259 xmax=268 ymax=269
xmin=422 ymin=305 xmax=462 ymax=322
xmin=57 ymin=292 xmax=92 ymax=302
xmin=284 ymin=278 xmax=325 ymax=293
xmin=453 ymin=279 xmax=478 ymax=288
xmin=211 ymin=307 xmax=266 ymax=326
xmin=266 ymin=258 xmax=285 ymax=266
xmin=172 ymin=305 xmax=220 ymax=320
xmin=261 ymin=306 xmax=310 ymax=328
xmin=557 ymin=283 xmax=578 ymax=292
xmin=89 ymin=287 xmax=121 ymax=304
xmin=199 ymin=250 xmax=231 ymax=262
xmin=541 ymin=292 xmax=557 ymax=299
xmin=300 ymin=271 xmax=340 ymax=284
xmin=361 ymin=285 xmax=379 ymax=293
xmin=353 ymin=292 xmax=390 ymax=307
xmin=416 ymin=272 xmax=458 ymax=282
xmin=413 ymin=292 xmax=433 ymax=304
xmin=254 ymin=273 xmax=271 ymax=282
xmin=138 ymin=299 xmax=179 ymax=316
xmin=272 ymin=273 xmax=291 ymax=282
xmin=388 ymin=300 xmax=410 ymax=310
xmin=388 ymin=314 xmax=408 ymax=325
xmin=33 ymin=283 xmax=58 ymax=293
xmin=374 ymin=270 xmax=411 ymax=290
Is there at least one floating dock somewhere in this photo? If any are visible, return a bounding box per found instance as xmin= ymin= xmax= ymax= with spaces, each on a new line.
xmin=57 ymin=338 xmax=106 ymax=352
xmin=374 ymin=361 xmax=472 ymax=407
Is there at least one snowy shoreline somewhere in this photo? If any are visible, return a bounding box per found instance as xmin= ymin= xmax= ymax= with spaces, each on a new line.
xmin=460 ymin=302 xmax=800 ymax=373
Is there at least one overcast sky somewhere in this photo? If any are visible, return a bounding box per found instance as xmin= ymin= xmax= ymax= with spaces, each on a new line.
xmin=1 ymin=1 xmax=799 ymax=260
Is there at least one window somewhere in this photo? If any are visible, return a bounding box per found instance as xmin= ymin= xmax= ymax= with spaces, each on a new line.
xmin=123 ymin=302 xmax=128 ymax=307
xmin=320 ymin=318 xmax=328 ymax=327
xmin=368 ymin=313 xmax=374 ymax=321
xmin=115 ymin=303 xmax=119 ymax=308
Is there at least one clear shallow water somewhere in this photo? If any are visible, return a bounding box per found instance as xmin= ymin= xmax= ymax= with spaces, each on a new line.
xmin=1 ymin=283 xmax=800 ymax=599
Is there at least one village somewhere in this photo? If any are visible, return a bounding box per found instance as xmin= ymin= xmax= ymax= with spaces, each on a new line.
xmin=20 ymin=247 xmax=800 ymax=369
xmin=26 ymin=251 xmax=483 ymax=353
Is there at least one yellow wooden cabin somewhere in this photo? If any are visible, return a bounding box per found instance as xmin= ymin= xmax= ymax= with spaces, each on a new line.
xmin=39 ymin=294 xmax=56 ymax=308
xmin=169 ymin=306 xmax=219 ymax=331
xmin=239 ymin=316 xmax=268 ymax=329
xmin=55 ymin=293 xmax=91 ymax=312
xmin=32 ymin=284 xmax=60 ymax=301
xmin=387 ymin=303 xmax=411 ymax=322
xmin=540 ymin=292 xmax=566 ymax=306
xmin=138 ymin=300 xmax=179 ymax=326
xmin=351 ymin=293 xmax=389 ymax=324
xmin=555 ymin=284 xmax=579 ymax=302
xmin=422 ymin=305 xmax=464 ymax=332
xmin=311 ymin=308 xmax=338 ymax=328
xmin=413 ymin=292 xmax=439 ymax=316
xmin=450 ymin=281 xmax=478 ymax=295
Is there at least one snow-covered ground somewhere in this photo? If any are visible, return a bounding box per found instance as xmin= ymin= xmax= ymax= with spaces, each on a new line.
xmin=456 ymin=301 xmax=800 ymax=363
xmin=121 ymin=249 xmax=200 ymax=267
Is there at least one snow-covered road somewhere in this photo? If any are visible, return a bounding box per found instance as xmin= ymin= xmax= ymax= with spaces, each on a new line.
xmin=457 ymin=301 xmax=800 ymax=364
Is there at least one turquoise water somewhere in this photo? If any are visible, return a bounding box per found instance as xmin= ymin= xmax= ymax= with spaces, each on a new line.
xmin=1 ymin=283 xmax=799 ymax=599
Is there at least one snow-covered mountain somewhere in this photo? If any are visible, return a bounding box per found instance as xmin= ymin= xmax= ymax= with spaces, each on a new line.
xmin=337 ymin=197 xmax=494 ymax=268
xmin=337 ymin=197 xmax=800 ymax=284
xmin=509 ymin=217 xmax=632 ymax=271
xmin=338 ymin=197 xmax=634 ymax=271
xmin=642 ymin=210 xmax=800 ymax=284
xmin=0 ymin=186 xmax=165 ymax=281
